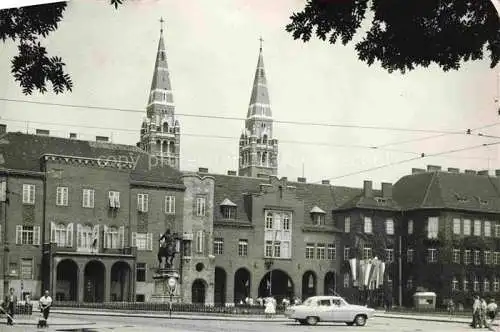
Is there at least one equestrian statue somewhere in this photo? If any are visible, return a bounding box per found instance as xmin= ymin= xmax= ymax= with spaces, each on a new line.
xmin=158 ymin=229 xmax=178 ymax=269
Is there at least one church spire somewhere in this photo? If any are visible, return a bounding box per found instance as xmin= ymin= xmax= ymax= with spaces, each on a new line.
xmin=238 ymin=38 xmax=278 ymax=178
xmin=138 ymin=18 xmax=181 ymax=170
xmin=247 ymin=37 xmax=272 ymax=119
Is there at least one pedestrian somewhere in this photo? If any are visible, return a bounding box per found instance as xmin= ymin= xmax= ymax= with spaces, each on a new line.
xmin=471 ymin=295 xmax=480 ymax=328
xmin=39 ymin=290 xmax=53 ymax=325
xmin=264 ymin=297 xmax=276 ymax=318
xmin=2 ymin=288 xmax=17 ymax=325
xmin=447 ymin=298 xmax=455 ymax=318
xmin=480 ymin=298 xmax=488 ymax=328
xmin=487 ymin=298 xmax=497 ymax=326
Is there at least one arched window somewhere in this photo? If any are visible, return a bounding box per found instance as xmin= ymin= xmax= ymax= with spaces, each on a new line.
xmin=162 ymin=141 xmax=168 ymax=154
xmin=451 ymin=277 xmax=458 ymax=291
xmin=262 ymin=152 xmax=267 ymax=166
xmin=169 ymin=141 xmax=175 ymax=153
xmin=265 ymin=212 xmax=273 ymax=229
xmin=155 ymin=140 xmax=161 ymax=152
xmin=262 ymin=134 xmax=268 ymax=144
xmin=163 ymin=122 xmax=169 ymax=133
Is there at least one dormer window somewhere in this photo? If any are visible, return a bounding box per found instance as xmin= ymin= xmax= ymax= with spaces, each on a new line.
xmin=454 ymin=193 xmax=468 ymax=203
xmin=374 ymin=197 xmax=387 ymax=204
xmin=220 ymin=198 xmax=237 ymax=220
xmin=310 ymin=206 xmax=326 ymax=226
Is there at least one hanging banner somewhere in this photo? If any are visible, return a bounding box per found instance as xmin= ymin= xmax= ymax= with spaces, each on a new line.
xmin=349 ymin=258 xmax=357 ymax=282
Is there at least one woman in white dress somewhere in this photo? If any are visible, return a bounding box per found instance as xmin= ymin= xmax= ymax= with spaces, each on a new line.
xmin=264 ymin=297 xmax=276 ymax=318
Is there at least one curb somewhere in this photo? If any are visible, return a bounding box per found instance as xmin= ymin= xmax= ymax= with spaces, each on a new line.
xmin=375 ymin=313 xmax=470 ymax=324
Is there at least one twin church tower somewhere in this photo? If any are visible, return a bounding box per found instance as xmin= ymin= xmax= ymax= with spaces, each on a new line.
xmin=139 ymin=22 xmax=278 ymax=178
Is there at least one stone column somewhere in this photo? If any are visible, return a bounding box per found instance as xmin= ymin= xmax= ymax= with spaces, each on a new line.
xmin=78 ymin=262 xmax=85 ymax=303
xmin=226 ymin=270 xmax=235 ymax=304
xmin=104 ymin=264 xmax=111 ymax=302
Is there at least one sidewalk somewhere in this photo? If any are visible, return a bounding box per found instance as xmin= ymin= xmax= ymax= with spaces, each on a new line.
xmin=52 ymin=308 xmax=476 ymax=324
xmin=0 ymin=314 xmax=94 ymax=326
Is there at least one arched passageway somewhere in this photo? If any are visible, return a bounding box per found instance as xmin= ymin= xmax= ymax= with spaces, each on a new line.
xmin=214 ymin=267 xmax=227 ymax=305
xmin=234 ymin=268 xmax=251 ymax=303
xmin=192 ymin=279 xmax=206 ymax=304
xmin=84 ymin=261 xmax=105 ymax=302
xmin=56 ymin=259 xmax=78 ymax=301
xmin=110 ymin=261 xmax=131 ymax=302
xmin=324 ymin=271 xmax=336 ymax=295
xmin=302 ymin=271 xmax=317 ymax=300
xmin=258 ymin=269 xmax=294 ymax=303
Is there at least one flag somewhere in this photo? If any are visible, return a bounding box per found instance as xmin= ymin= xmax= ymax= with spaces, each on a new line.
xmin=364 ymin=260 xmax=373 ymax=287
xmin=0 ymin=181 xmax=6 ymax=202
xmin=267 ymin=279 xmax=271 ymax=289
xmin=349 ymin=258 xmax=357 ymax=282
xmin=378 ymin=262 xmax=386 ymax=288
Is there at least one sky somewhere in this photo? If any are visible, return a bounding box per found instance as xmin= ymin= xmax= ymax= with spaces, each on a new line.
xmin=0 ymin=0 xmax=499 ymax=188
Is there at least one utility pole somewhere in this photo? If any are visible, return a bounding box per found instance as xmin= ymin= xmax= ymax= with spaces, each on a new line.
xmin=2 ymin=178 xmax=8 ymax=299
xmin=398 ymin=235 xmax=402 ymax=307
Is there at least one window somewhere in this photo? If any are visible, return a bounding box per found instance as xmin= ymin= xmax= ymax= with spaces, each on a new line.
xmin=473 ymin=276 xmax=479 ymax=292
xmin=265 ymin=241 xmax=273 ymax=257
xmin=485 ymin=221 xmax=491 ymax=237
xmin=22 ymin=184 xmax=35 ymax=204
xmin=451 ymin=277 xmax=459 ymax=291
xmin=452 ymin=249 xmax=460 ymax=263
xmin=496 ymin=252 xmax=500 ymax=265
xmin=56 ymin=187 xmax=68 ymax=206
xmin=343 ymin=273 xmax=350 ymax=288
xmin=136 ymin=263 xmax=146 ymax=282
xmin=427 ymin=248 xmax=438 ymax=263
xmin=20 ymin=259 xmax=33 ymax=279
xmin=82 ymin=189 xmax=95 ymax=208
xmin=344 ymin=246 xmax=350 ymax=261
xmin=196 ymin=197 xmax=206 ymax=216
xmin=427 ymin=217 xmax=439 ymax=239
xmin=463 ymin=278 xmax=469 ymax=291
xmin=344 ymin=217 xmax=350 ymax=233
xmin=363 ymin=245 xmax=372 ymax=260
xmin=104 ymin=226 xmax=124 ymax=249
xmin=214 ymin=238 xmax=224 ymax=255
xmin=238 ymin=239 xmax=248 ymax=257
xmin=265 ymin=212 xmax=273 ymax=229
xmin=314 ymin=214 xmax=325 ymax=226
xmin=108 ymin=191 xmax=120 ymax=208
xmin=196 ymin=230 xmax=204 ymax=254
xmin=137 ymin=194 xmax=148 ymax=212
xmin=385 ymin=248 xmax=394 ymax=263
xmin=327 ymin=244 xmax=336 ymax=260
xmin=464 ymin=219 xmax=471 ymax=235
xmin=452 ymin=218 xmax=461 ymax=235
xmin=283 ymin=213 xmax=291 ymax=230
xmin=164 ymin=196 xmax=175 ymax=214
xmin=132 ymin=232 xmax=153 ymax=251
xmin=385 ymin=219 xmax=394 ymax=235
xmin=495 ymin=278 xmax=500 ymax=292
xmin=15 ymin=225 xmax=40 ymax=245
xmin=496 ymin=224 xmax=500 ymax=237
xmin=464 ymin=250 xmax=472 ymax=265
xmin=474 ymin=250 xmax=480 ymax=265
xmin=474 ymin=220 xmax=481 ymax=236
xmin=364 ymin=217 xmax=372 ymax=233
xmin=485 ymin=251 xmax=491 ymax=265
xmin=51 ymin=223 xmax=73 ymax=247
xmin=407 ymin=277 xmax=413 ymax=289
xmin=317 ymin=244 xmax=326 ymax=260
xmin=408 ymin=220 xmax=413 ymax=235
xmin=484 ymin=278 xmax=490 ymax=292
xmin=273 ymin=241 xmax=281 ymax=257
xmin=306 ymin=243 xmax=315 ymax=259
xmin=77 ymin=225 xmax=96 ymax=251
xmin=407 ymin=249 xmax=414 ymax=263
xmin=282 ymin=242 xmax=290 ymax=258
xmin=136 ymin=294 xmax=145 ymax=302
xmin=222 ymin=206 xmax=236 ymax=219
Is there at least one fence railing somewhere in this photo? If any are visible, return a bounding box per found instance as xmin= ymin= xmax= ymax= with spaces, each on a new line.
xmin=53 ymin=301 xmax=287 ymax=315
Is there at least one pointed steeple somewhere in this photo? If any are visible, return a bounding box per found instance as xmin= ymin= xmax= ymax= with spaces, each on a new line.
xmin=247 ymin=37 xmax=272 ymax=118
xmin=238 ymin=37 xmax=278 ymax=178
xmin=138 ymin=18 xmax=181 ymax=170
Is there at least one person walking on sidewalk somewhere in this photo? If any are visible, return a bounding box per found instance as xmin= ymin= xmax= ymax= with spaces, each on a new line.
xmin=487 ymin=298 xmax=498 ymax=326
xmin=39 ymin=291 xmax=53 ymax=325
xmin=480 ymin=298 xmax=488 ymax=328
xmin=3 ymin=288 xmax=17 ymax=325
xmin=471 ymin=295 xmax=481 ymax=328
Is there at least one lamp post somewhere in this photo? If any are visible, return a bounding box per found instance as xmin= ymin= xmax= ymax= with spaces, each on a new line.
xmin=1 ymin=178 xmax=9 ymax=299
xmin=167 ymin=277 xmax=176 ymax=318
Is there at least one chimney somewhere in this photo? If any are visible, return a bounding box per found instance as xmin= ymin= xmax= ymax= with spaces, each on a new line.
xmin=496 ymin=170 xmax=500 ymax=177
xmin=363 ymin=180 xmax=373 ymax=198
xmin=464 ymin=169 xmax=477 ymax=175
xmin=297 ymin=177 xmax=306 ymax=183
xmin=478 ymin=170 xmax=489 ymax=176
xmin=227 ymin=170 xmax=237 ymax=176
xmin=36 ymin=129 xmax=50 ymax=136
xmin=321 ymin=180 xmax=330 ymax=185
xmin=381 ymin=182 xmax=392 ymax=198
xmin=96 ymin=136 xmax=109 ymax=142
xmin=447 ymin=167 xmax=460 ymax=173
xmin=0 ymin=124 xmax=6 ymax=134
xmin=412 ymin=168 xmax=425 ymax=174
xmin=198 ymin=167 xmax=208 ymax=173
xmin=69 ymin=133 xmax=77 ymax=139
xmin=427 ymin=165 xmax=441 ymax=172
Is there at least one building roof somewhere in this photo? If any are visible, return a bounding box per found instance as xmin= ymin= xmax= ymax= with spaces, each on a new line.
xmin=246 ymin=45 xmax=272 ymax=118
xmin=336 ymin=192 xmax=401 ymax=211
xmin=393 ymin=170 xmax=500 ymax=213
xmin=0 ymin=132 xmax=184 ymax=185
xmin=149 ymin=30 xmax=173 ymax=97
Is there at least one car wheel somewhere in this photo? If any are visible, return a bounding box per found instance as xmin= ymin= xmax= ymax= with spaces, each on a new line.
xmin=354 ymin=315 xmax=367 ymax=326
xmin=306 ymin=316 xmax=319 ymax=326
xmin=298 ymin=319 xmax=307 ymax=325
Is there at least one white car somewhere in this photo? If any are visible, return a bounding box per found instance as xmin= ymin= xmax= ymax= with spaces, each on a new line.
xmin=284 ymin=295 xmax=375 ymax=326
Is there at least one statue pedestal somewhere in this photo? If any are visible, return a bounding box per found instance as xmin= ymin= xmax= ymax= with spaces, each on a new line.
xmin=151 ymin=268 xmax=181 ymax=303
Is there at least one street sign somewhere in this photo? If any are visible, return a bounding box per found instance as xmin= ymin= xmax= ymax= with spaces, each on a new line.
xmin=168 ymin=277 xmax=176 ymax=288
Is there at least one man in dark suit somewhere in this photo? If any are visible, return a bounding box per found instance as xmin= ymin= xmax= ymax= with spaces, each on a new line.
xmin=3 ymin=288 xmax=17 ymax=325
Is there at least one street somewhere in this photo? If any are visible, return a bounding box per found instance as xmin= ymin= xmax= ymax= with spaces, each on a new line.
xmin=40 ymin=314 xmax=477 ymax=332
